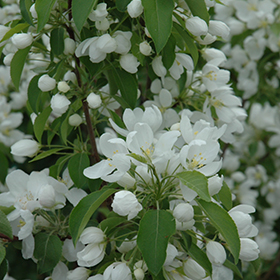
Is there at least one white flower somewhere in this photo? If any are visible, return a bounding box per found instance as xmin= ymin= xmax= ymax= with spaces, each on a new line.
xmin=206 ymin=241 xmax=226 ymax=265
xmin=11 ymin=139 xmax=39 ymax=157
xmin=208 ymin=20 xmax=230 ymax=41
xmin=185 ymin=16 xmax=208 ymax=37
xmin=139 ymin=41 xmax=152 ymax=56
xmin=11 ymin=33 xmax=33 ymax=49
xmin=228 ymin=205 xmax=258 ymax=238
xmin=79 ymin=227 xmax=105 ymax=244
xmin=77 ymin=243 xmax=106 ymax=267
xmin=0 ymin=25 xmax=10 ymax=41
xmin=111 ymin=190 xmax=142 ymax=220
xmin=96 ymin=18 xmax=110 ymax=31
xmin=83 ymin=133 xmax=130 ymax=182
xmin=51 ymin=94 xmax=71 ymax=117
xmin=87 ymin=92 xmax=102 ymax=109
xmin=57 ymin=81 xmax=70 ymax=93
xmin=69 ymin=114 xmax=83 ymax=126
xmin=103 ymin=262 xmax=132 ymax=280
xmin=117 ymin=237 xmax=137 ymax=253
xmin=120 ymin=53 xmax=140 ymax=74
xmin=134 ymin=268 xmax=145 ymax=280
xmin=38 ymin=184 xmax=57 ymax=208
xmin=173 ymin=203 xmax=194 ymax=223
xmin=67 ymin=267 xmax=90 ymax=280
xmin=38 ymin=74 xmax=56 ymax=92
xmin=127 ymin=0 xmax=144 ymax=18
xmin=152 ymin=56 xmax=167 ymax=78
xmin=64 ymin=38 xmax=76 ymax=55
xmin=184 ymin=258 xmax=206 ymax=280
xmin=239 ymin=238 xmax=260 ymax=261
xmin=89 ymin=3 xmax=108 ymax=21
xmin=113 ymin=31 xmax=132 ymax=55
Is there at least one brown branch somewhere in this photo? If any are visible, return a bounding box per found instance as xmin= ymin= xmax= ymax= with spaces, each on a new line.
xmin=261 ymin=248 xmax=280 ymax=280
xmin=0 ymin=233 xmax=18 ymax=242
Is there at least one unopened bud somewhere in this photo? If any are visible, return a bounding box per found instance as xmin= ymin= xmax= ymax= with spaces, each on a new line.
xmin=11 ymin=33 xmax=33 ymax=49
xmin=69 ymin=114 xmax=83 ymax=126
xmin=87 ymin=92 xmax=102 ymax=109
xmin=57 ymin=81 xmax=70 ymax=93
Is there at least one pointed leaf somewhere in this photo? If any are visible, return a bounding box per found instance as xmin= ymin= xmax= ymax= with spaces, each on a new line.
xmin=72 ymin=0 xmax=98 ymax=32
xmin=196 ymin=199 xmax=240 ymax=264
xmin=173 ymin=22 xmax=198 ymax=67
xmin=50 ymin=27 xmax=65 ymax=56
xmin=0 ymin=259 xmax=7 ymax=280
xmin=10 ymin=46 xmax=31 ymax=90
xmin=20 ymin=0 xmax=33 ymax=26
xmin=34 ymin=106 xmax=52 ymax=143
xmin=0 ymin=244 xmax=5 ymax=265
xmin=217 ymin=181 xmax=232 ymax=210
xmin=142 ymin=0 xmax=174 ymax=53
xmin=34 ymin=233 xmax=62 ymax=274
xmin=27 ymin=74 xmax=43 ymax=114
xmin=137 ymin=210 xmax=176 ymax=275
xmin=162 ymin=34 xmax=176 ymax=69
xmin=176 ymin=170 xmax=210 ymax=202
xmin=0 ymin=23 xmax=30 ymax=43
xmin=69 ymin=188 xmax=117 ymax=245
xmin=0 ymin=210 xmax=13 ymax=240
xmin=29 ymin=148 xmax=66 ymax=163
xmin=184 ymin=0 xmax=209 ymax=24
xmin=224 ymin=259 xmax=243 ymax=278
xmin=35 ymin=0 xmax=57 ymax=32
xmin=68 ymin=153 xmax=90 ymax=188
xmin=111 ymin=68 xmax=138 ymax=109
xmin=116 ymin=0 xmax=131 ymax=12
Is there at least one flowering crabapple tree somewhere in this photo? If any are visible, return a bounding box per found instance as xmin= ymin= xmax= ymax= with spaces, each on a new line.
xmin=3 ymin=0 xmax=280 ymax=279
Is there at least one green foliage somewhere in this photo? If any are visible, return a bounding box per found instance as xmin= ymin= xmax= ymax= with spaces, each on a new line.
xmin=0 ymin=152 xmax=8 ymax=184
xmin=19 ymin=0 xmax=33 ymax=25
xmin=69 ymin=188 xmax=117 ymax=245
xmin=34 ymin=106 xmax=52 ymax=143
xmin=34 ymin=233 xmax=62 ymax=274
xmin=184 ymin=0 xmax=209 ymax=24
xmin=142 ymin=0 xmax=174 ymax=53
xmin=0 ymin=209 xmax=13 ymax=240
xmin=176 ymin=170 xmax=211 ymax=202
xmin=35 ymin=0 xmax=57 ymax=32
xmin=137 ymin=210 xmax=176 ymax=275
xmin=50 ymin=28 xmax=65 ymax=56
xmin=196 ymin=199 xmax=241 ymax=264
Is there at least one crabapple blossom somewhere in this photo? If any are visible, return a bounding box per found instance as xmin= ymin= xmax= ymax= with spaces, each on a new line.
xmin=206 ymin=241 xmax=227 ymax=265
xmin=103 ymin=262 xmax=132 ymax=280
xmin=184 ymin=258 xmax=206 ymax=280
xmin=57 ymin=81 xmax=70 ymax=93
xmin=127 ymin=0 xmax=144 ymax=18
xmin=173 ymin=203 xmax=194 ymax=223
xmin=11 ymin=33 xmax=33 ymax=49
xmin=87 ymin=92 xmax=102 ymax=109
xmin=120 ymin=53 xmax=140 ymax=73
xmin=239 ymin=238 xmax=260 ymax=261
xmin=68 ymin=114 xmax=83 ymax=126
xmin=38 ymin=74 xmax=56 ymax=92
xmin=51 ymin=94 xmax=71 ymax=117
xmin=11 ymin=139 xmax=40 ymax=157
xmin=139 ymin=41 xmax=152 ymax=56
xmin=111 ymin=190 xmax=142 ymax=220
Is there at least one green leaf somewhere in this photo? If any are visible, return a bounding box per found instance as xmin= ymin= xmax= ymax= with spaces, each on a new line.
xmin=50 ymin=27 xmax=65 ymax=56
xmin=0 ymin=259 xmax=7 ymax=280
xmin=176 ymin=170 xmax=210 ymax=202
xmin=69 ymin=188 xmax=117 ymax=245
xmin=0 ymin=152 xmax=8 ymax=184
xmin=0 ymin=244 xmax=5 ymax=265
xmin=116 ymin=0 xmax=131 ymax=11
xmin=27 ymin=74 xmax=43 ymax=114
xmin=173 ymin=22 xmax=198 ymax=67
xmin=224 ymin=259 xmax=243 ymax=278
xmin=181 ymin=232 xmax=212 ymax=275
xmin=196 ymin=199 xmax=240 ymax=264
xmin=217 ymin=181 xmax=232 ymax=211
xmin=0 ymin=210 xmax=13 ymax=240
xmin=10 ymin=46 xmax=31 ymax=90
xmin=29 ymin=148 xmax=66 ymax=163
xmin=184 ymin=0 xmax=209 ymax=24
xmin=60 ymin=110 xmax=72 ymax=145
xmin=137 ymin=210 xmax=176 ymax=275
xmin=162 ymin=34 xmax=176 ymax=69
xmin=0 ymin=23 xmax=30 ymax=43
xmin=35 ymin=0 xmax=57 ymax=32
xmin=68 ymin=153 xmax=90 ymax=188
xmin=34 ymin=106 xmax=52 ymax=143
xmin=127 ymin=153 xmax=147 ymax=164
xmin=20 ymin=0 xmax=33 ymax=26
xmin=72 ymin=0 xmax=98 ymax=32
xmin=99 ymin=217 xmax=126 ymax=236
xmin=110 ymin=67 xmax=138 ymax=109
xmin=34 ymin=233 xmax=62 ymax=274
xmin=142 ymin=0 xmax=174 ymax=53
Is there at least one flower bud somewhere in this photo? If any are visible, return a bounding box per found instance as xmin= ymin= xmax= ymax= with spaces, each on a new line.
xmin=239 ymin=238 xmax=260 ymax=261
xmin=11 ymin=139 xmax=40 ymax=157
xmin=38 ymin=74 xmax=56 ymax=92
xmin=3 ymin=53 xmax=14 ymax=66
xmin=79 ymin=227 xmax=105 ymax=245
xmin=96 ymin=18 xmax=110 ymax=31
xmin=57 ymin=81 xmax=70 ymax=93
xmin=134 ymin=268 xmax=145 ymax=280
xmin=127 ymin=0 xmax=144 ymax=18
xmin=117 ymin=237 xmax=137 ymax=253
xmin=87 ymin=92 xmax=102 ymax=109
xmin=206 ymin=241 xmax=226 ymax=265
xmin=38 ymin=184 xmax=56 ymax=208
xmin=103 ymin=262 xmax=132 ymax=280
xmin=120 ymin=53 xmax=140 ymax=74
xmin=50 ymin=93 xmax=71 ymax=117
xmin=11 ymin=33 xmax=33 ymax=49
xmin=184 ymin=258 xmax=206 ymax=280
xmin=139 ymin=41 xmax=152 ymax=56
xmin=29 ymin=4 xmax=37 ymax=18
xmin=209 ymin=20 xmax=230 ymax=41
xmin=112 ymin=190 xmax=143 ymax=220
xmin=152 ymin=56 xmax=167 ymax=78
xmin=69 ymin=114 xmax=83 ymax=126
xmin=64 ymin=38 xmax=76 ymax=55
xmin=173 ymin=203 xmax=194 ymax=222
xmin=67 ymin=267 xmax=90 ymax=280
xmin=185 ymin=16 xmax=208 ymax=37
